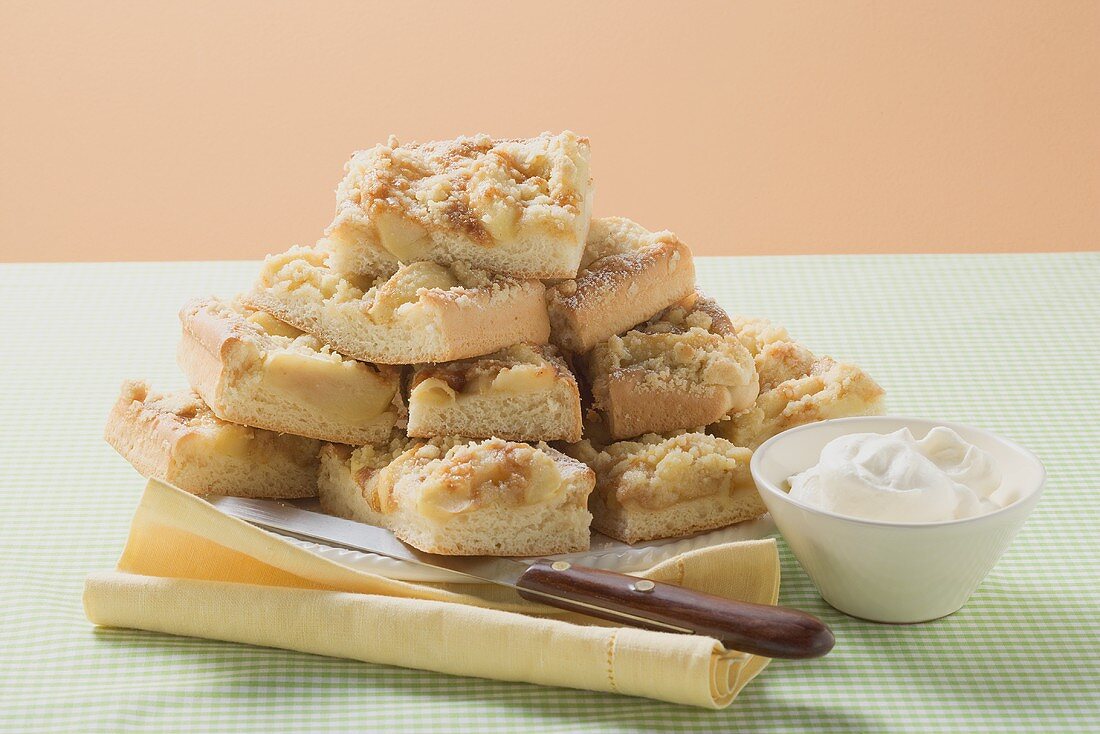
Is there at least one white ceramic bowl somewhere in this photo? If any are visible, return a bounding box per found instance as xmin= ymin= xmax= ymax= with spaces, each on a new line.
xmin=750 ymin=416 xmax=1045 ymax=623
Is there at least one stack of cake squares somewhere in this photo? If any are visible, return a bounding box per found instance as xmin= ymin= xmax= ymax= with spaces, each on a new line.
xmin=106 ymin=131 xmax=885 ymax=555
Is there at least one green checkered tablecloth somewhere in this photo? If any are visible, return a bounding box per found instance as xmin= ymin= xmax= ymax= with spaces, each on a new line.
xmin=1 ymin=254 xmax=1097 ymax=732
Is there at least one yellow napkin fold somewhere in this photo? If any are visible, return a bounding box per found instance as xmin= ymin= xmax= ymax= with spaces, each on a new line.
xmin=84 ymin=479 xmax=781 ymax=708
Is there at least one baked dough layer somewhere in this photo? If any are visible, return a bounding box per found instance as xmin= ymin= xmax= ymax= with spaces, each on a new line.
xmin=105 ymin=380 xmax=319 ymax=498
xmin=318 ymin=437 xmax=595 ymax=556
xmin=407 ymin=344 xmax=582 ymax=442
xmin=245 ymin=244 xmax=550 ymax=364
xmin=178 ymin=297 xmax=405 ymax=444
xmin=710 ymin=335 xmax=886 ymax=449
xmin=547 ymin=217 xmax=696 ymax=353
xmin=563 ymin=430 xmax=764 ymax=544
xmin=327 ymin=132 xmax=593 ymax=279
xmin=584 ymin=292 xmax=758 ymax=440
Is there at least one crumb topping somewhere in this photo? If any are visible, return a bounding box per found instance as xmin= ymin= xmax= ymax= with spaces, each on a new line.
xmin=257 ymin=245 xmax=385 ymax=304
xmin=715 ymin=345 xmax=886 ymax=448
xmin=255 ymin=244 xmax=528 ymax=321
xmin=409 ymin=343 xmax=570 ymax=395
xmin=547 ymin=217 xmax=689 ymax=311
xmin=586 ymin=294 xmax=756 ymax=402
xmin=367 ymin=261 xmax=460 ymax=320
xmin=354 ymin=437 xmax=570 ymax=518
xmin=725 ymin=315 xmax=790 ymax=356
xmin=578 ymin=217 xmax=683 ymax=270
xmin=331 ymin=132 xmax=590 ymax=252
xmin=413 ymin=438 xmax=564 ymax=515
xmin=118 ymin=380 xmax=219 ymax=430
xmin=755 ymin=340 xmax=817 ymax=390
xmin=567 ymin=432 xmax=751 ymax=510
xmin=636 ymin=292 xmax=733 ymax=336
xmin=349 ymin=433 xmax=419 ymax=486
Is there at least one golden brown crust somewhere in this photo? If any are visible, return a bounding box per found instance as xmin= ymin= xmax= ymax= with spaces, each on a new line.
xmin=563 ymin=431 xmax=763 ymax=544
xmin=104 ymin=380 xmax=320 ymax=498
xmin=179 ymin=297 xmax=267 ymax=363
xmin=104 ymin=380 xmax=187 ymax=481
xmin=244 ymin=245 xmax=550 ymax=364
xmin=177 ymin=299 xmax=261 ymax=420
xmin=710 ymin=342 xmax=886 ymax=449
xmin=328 ymin=132 xmax=593 ymax=279
xmin=406 ymin=344 xmax=582 ymax=442
xmin=597 ymin=371 xmax=755 ymax=440
xmin=586 ymin=484 xmax=766 ymax=544
xmin=178 ymin=297 xmax=405 ymax=444
xmin=682 ymin=292 xmax=736 ymax=337
xmin=547 ymin=218 xmax=696 ymax=353
xmin=318 ymin=437 xmax=595 ymax=556
xmin=583 ymin=292 xmax=758 ymax=440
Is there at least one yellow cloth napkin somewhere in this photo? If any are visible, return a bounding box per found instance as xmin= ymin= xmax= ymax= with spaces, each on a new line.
xmin=84 ymin=479 xmax=781 ymax=708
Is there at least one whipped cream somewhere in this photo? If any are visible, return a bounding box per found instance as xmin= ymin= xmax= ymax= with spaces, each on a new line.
xmin=787 ymin=427 xmax=1004 ymax=522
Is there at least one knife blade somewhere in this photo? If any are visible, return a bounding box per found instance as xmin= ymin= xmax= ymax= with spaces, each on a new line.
xmin=209 ymin=496 xmax=834 ymax=659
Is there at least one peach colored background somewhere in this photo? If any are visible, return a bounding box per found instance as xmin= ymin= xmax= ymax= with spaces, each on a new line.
xmin=2 ymin=1 xmax=1097 ymax=262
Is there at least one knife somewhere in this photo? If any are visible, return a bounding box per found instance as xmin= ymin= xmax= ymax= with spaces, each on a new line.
xmin=209 ymin=496 xmax=834 ymax=659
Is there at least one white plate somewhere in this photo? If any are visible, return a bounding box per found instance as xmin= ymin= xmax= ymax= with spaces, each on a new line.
xmin=283 ymin=507 xmax=777 ymax=583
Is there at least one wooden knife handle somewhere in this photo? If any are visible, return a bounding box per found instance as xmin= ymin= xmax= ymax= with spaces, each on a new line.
xmin=515 ymin=559 xmax=834 ymax=659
